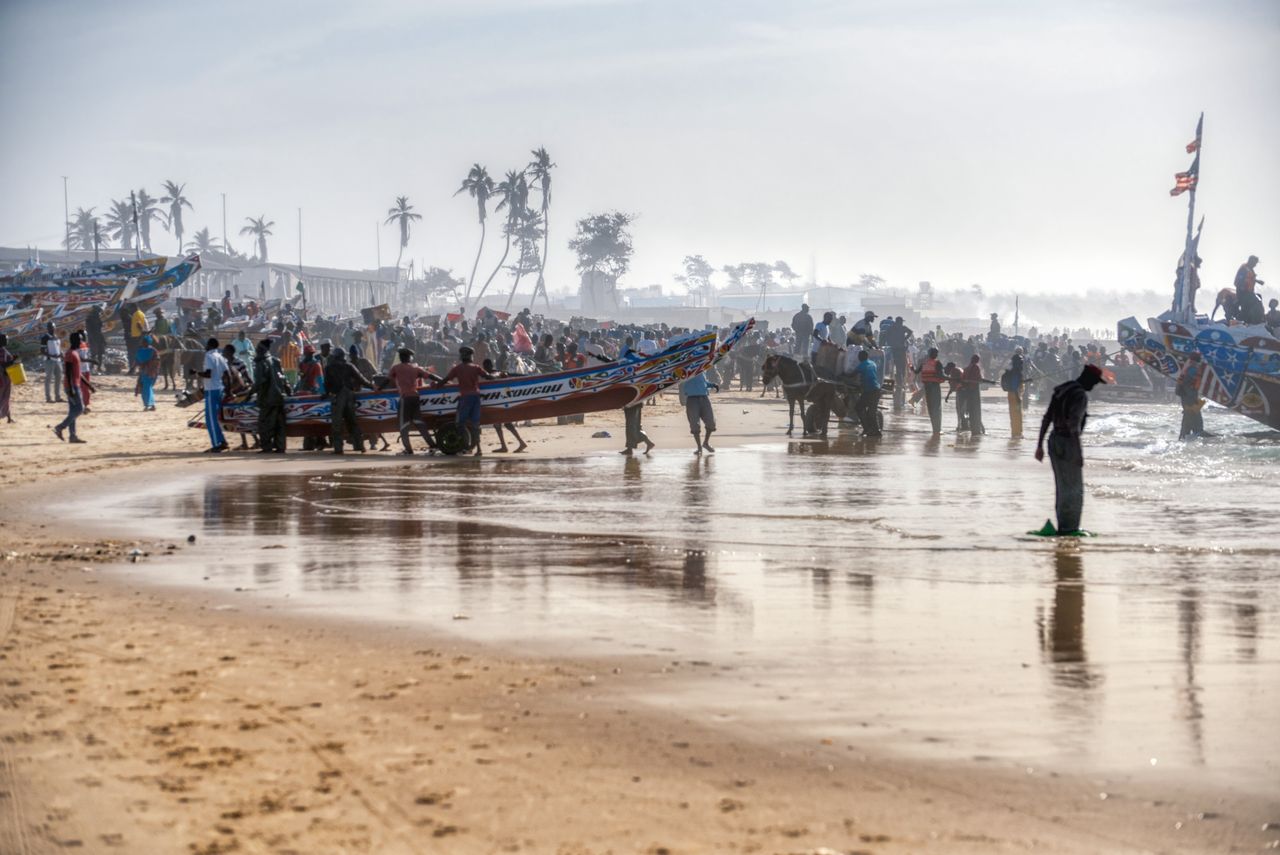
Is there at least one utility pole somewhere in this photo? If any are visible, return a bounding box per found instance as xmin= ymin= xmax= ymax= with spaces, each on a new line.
xmin=61 ymin=176 xmax=70 ymax=256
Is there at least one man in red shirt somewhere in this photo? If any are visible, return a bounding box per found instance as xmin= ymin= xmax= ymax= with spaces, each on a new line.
xmin=53 ymin=331 xmax=91 ymax=443
xmin=388 ymin=348 xmax=441 ymax=455
xmin=435 ymin=346 xmax=494 ymax=455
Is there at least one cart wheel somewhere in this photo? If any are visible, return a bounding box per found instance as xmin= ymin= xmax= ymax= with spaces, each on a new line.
xmin=434 ymin=423 xmax=468 ymax=456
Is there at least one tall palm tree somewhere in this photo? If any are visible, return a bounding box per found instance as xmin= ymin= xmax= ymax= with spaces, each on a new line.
xmin=384 ymin=195 xmax=422 ymax=272
xmin=505 ymin=209 xmax=544 ymax=310
xmin=160 ymin=180 xmax=193 ymax=254
xmin=134 ymin=188 xmax=164 ymax=253
xmin=239 ymin=215 xmax=275 ymax=262
xmin=184 ymin=226 xmax=222 ymax=255
xmin=104 ymin=198 xmax=136 ymax=250
xmin=474 ymin=171 xmax=528 ymax=304
xmin=526 ymin=147 xmax=555 ymax=307
xmin=64 ymin=207 xmax=97 ymax=250
xmin=454 ymin=163 xmax=494 ymax=307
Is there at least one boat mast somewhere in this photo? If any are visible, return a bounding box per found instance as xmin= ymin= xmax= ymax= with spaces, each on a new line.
xmin=1174 ymin=113 xmax=1202 ymax=317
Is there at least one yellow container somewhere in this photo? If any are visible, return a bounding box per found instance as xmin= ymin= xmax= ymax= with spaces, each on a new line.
xmin=6 ymin=362 xmax=27 ymax=385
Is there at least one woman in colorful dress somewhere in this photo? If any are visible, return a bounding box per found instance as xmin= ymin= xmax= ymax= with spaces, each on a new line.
xmin=0 ymin=334 xmax=16 ymax=424
xmin=135 ymin=335 xmax=159 ymax=411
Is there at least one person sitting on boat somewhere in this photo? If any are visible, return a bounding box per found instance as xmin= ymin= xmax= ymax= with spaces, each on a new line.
xmin=1266 ymin=299 xmax=1280 ymax=336
xmin=434 ymin=346 xmax=496 ymax=456
xmin=1234 ymin=255 xmax=1265 ymax=324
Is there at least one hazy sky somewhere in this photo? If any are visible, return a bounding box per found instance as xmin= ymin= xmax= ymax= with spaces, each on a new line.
xmin=2 ymin=0 xmax=1277 ymax=300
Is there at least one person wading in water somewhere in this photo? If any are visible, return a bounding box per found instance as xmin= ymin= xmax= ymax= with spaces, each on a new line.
xmin=1035 ymin=364 xmax=1106 ymax=535
xmin=914 ymin=347 xmax=944 ymax=435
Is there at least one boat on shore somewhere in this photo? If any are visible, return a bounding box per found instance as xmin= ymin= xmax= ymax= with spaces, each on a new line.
xmin=203 ymin=319 xmax=754 ymax=451
xmin=0 ymin=254 xmax=201 ymax=345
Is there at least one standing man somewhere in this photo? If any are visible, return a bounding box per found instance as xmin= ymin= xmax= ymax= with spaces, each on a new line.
xmin=388 ymin=348 xmax=440 ymax=456
xmin=852 ymin=350 xmax=882 ymax=437
xmin=882 ymin=316 xmax=912 ymax=412
xmin=1006 ymin=347 xmax=1026 ymax=438
xmin=435 ymin=346 xmax=494 ymax=455
xmin=790 ymin=304 xmax=814 ymax=361
xmin=152 ymin=307 xmax=172 ymax=337
xmin=914 ymin=346 xmax=945 ymax=435
xmin=1035 ymin=364 xmax=1106 ymax=535
xmin=194 ymin=337 xmax=230 ymax=453
xmin=961 ymin=354 xmax=988 ymax=435
xmin=53 ymin=332 xmax=90 ymax=443
xmin=1175 ymin=351 xmax=1206 ymax=440
xmin=233 ymin=330 xmax=256 ymax=380
xmin=811 ymin=311 xmax=834 ymax=360
xmin=680 ymin=367 xmax=719 ymax=454
xmin=323 ymin=349 xmax=371 ymax=454
xmin=85 ymin=305 xmax=107 ymax=366
xmin=253 ymin=339 xmax=289 ymax=453
xmin=850 ymin=311 xmax=878 ymax=347
xmin=1234 ymin=255 xmax=1264 ymax=324
xmin=43 ymin=325 xmax=63 ymax=403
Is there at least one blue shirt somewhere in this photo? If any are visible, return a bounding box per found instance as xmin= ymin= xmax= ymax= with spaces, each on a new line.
xmin=681 ymin=372 xmax=711 ymax=397
xmin=853 ymin=359 xmax=880 ymax=391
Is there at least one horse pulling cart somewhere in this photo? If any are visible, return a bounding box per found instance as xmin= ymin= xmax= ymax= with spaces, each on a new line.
xmin=761 ymin=341 xmax=890 ymax=436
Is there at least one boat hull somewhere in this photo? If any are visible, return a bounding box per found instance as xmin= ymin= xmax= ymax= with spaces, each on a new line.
xmin=210 ymin=320 xmax=755 ymax=438
xmin=1118 ymin=315 xmax=1280 ymax=431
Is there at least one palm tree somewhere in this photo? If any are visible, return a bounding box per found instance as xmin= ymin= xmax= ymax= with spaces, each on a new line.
xmin=454 ymin=164 xmax=494 ymax=308
xmin=184 ymin=226 xmax=222 ymax=256
xmin=527 ymin=147 xmax=555 ymax=307
xmin=474 ymin=171 xmax=528 ymax=304
xmin=64 ymin=207 xmax=97 ymax=250
xmin=134 ymin=188 xmax=164 ymax=253
xmin=384 ymin=195 xmax=422 ymax=272
xmin=104 ymin=198 xmax=136 ymax=251
xmin=505 ymin=209 xmax=544 ymax=310
xmin=239 ymin=215 xmax=275 ymax=262
xmin=160 ymin=180 xmax=193 ymax=254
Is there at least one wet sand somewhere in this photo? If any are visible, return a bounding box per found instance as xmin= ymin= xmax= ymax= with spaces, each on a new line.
xmin=2 ymin=373 xmax=1278 ymax=853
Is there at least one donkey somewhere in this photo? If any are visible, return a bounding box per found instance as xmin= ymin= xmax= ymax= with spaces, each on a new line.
xmin=761 ymin=353 xmax=815 ymax=435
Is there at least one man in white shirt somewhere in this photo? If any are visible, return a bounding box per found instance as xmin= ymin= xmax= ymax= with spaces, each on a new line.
xmin=194 ymin=337 xmax=230 ymax=453
xmin=811 ymin=311 xmax=835 ymax=356
xmin=43 ymin=329 xmax=63 ymax=403
xmin=637 ymin=331 xmax=658 ymax=357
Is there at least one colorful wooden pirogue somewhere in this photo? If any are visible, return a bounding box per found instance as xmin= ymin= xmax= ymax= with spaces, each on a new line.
xmin=198 ymin=319 xmax=755 ymax=453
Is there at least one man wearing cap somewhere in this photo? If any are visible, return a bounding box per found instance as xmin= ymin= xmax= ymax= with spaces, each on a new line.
xmin=1035 ymin=364 xmax=1106 ymax=534
xmin=790 ymin=304 xmax=814 ymax=361
xmin=850 ymin=310 xmax=878 ymax=347
xmin=389 ymin=348 xmax=442 ymax=455
xmin=1234 ymin=255 xmax=1264 ymax=324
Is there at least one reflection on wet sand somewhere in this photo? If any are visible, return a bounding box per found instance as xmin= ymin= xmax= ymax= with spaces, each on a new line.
xmin=88 ymin=427 xmax=1280 ymax=792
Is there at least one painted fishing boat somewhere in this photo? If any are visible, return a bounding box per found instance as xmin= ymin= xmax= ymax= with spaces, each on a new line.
xmin=0 ymin=257 xmax=168 ymax=307
xmin=204 ymin=319 xmax=755 ymax=451
xmin=1117 ymin=114 xmax=1280 ymax=432
xmin=1117 ymin=316 xmax=1280 ymax=430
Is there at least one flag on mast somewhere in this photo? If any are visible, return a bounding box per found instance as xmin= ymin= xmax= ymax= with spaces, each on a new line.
xmin=1186 ymin=113 xmax=1203 ymax=153
xmin=1170 ymin=152 xmax=1200 ymax=196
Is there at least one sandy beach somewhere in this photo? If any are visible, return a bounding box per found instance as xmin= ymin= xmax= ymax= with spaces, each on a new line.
xmin=2 ymin=375 xmax=1277 ymax=854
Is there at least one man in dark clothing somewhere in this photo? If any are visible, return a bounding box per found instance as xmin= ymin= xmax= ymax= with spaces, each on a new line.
xmin=1266 ymin=298 xmax=1280 ymax=335
xmin=1234 ymin=255 xmax=1264 ymax=324
xmin=790 ymin=304 xmax=814 ymax=361
xmin=323 ymin=349 xmax=371 ymax=454
xmin=882 ymin=316 xmax=912 ymax=411
xmin=86 ymin=306 xmax=107 ymax=366
xmin=118 ymin=302 xmax=138 ymax=373
xmin=1035 ymin=364 xmax=1106 ymax=534
xmin=253 ymin=339 xmax=289 ymax=453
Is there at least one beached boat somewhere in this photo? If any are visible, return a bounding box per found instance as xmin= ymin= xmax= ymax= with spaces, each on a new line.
xmin=207 ymin=319 xmax=755 ymax=450
xmin=0 ymin=254 xmax=201 ymax=345
xmin=1117 ymin=115 xmax=1280 ymax=432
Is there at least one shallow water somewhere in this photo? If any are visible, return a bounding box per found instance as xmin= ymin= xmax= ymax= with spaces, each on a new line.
xmin=74 ymin=400 xmax=1280 ymax=793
